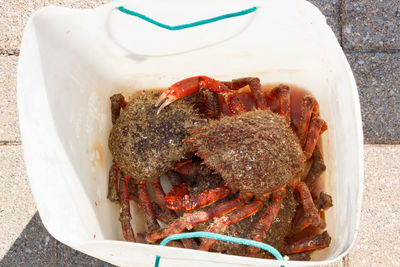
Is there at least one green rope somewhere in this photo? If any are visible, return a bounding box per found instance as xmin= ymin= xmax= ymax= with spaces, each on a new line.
xmin=116 ymin=6 xmax=258 ymax=31
xmin=154 ymin=232 xmax=285 ymax=267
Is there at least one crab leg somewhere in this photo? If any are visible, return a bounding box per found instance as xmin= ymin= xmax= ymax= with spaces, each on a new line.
xmin=146 ymin=198 xmax=242 ymax=242
xmin=297 ymin=95 xmax=319 ymax=147
xmin=137 ymin=181 xmax=160 ymax=232
xmin=110 ymin=94 xmax=127 ymax=124
xmin=248 ymin=191 xmax=286 ymax=256
xmin=267 ymin=85 xmax=291 ymax=124
xmin=303 ymin=117 xmax=327 ymax=159
xmin=315 ymin=192 xmax=333 ymax=211
xmin=107 ymin=163 xmax=120 ymax=203
xmin=293 ymin=182 xmax=323 ymax=233
xmin=305 ymin=145 xmax=326 ymax=190
xmin=174 ymin=160 xmax=212 ymax=178
xmin=151 ymin=202 xmax=197 ymax=249
xmin=165 ymin=183 xmax=231 ymax=212
xmin=223 ymin=77 xmax=267 ymax=110
xmin=150 ymin=179 xmax=179 ymax=224
xmin=150 ymin=178 xmax=198 ymax=249
xmin=293 ymin=190 xmax=332 ymax=234
xmin=285 ymin=231 xmax=331 ymax=254
xmin=198 ymin=199 xmax=264 ymax=251
xmin=119 ymin=176 xmax=136 ymax=242
xmin=155 ymin=76 xmax=246 ymax=115
xmin=127 ymin=178 xmax=139 ymax=203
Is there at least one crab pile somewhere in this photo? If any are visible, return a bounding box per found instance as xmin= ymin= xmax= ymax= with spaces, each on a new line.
xmin=107 ymin=76 xmax=333 ymax=260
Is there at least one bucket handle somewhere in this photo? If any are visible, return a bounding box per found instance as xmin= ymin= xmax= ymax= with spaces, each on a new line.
xmin=115 ymin=6 xmax=258 ymax=31
xmin=154 ymin=232 xmax=285 ymax=267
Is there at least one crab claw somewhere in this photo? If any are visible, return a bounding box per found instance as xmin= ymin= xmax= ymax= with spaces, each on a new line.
xmin=155 ymin=76 xmax=208 ymax=114
xmin=155 ymin=90 xmax=178 ymax=114
xmin=156 ymin=76 xmax=246 ymax=115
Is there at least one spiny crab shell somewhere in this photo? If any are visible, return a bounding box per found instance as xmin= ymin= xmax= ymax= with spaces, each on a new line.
xmin=187 ymin=109 xmax=305 ymax=197
xmin=108 ymin=92 xmax=203 ymax=182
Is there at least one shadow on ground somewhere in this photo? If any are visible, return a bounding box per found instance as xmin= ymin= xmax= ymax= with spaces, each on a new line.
xmin=1 ymin=212 xmax=114 ymax=266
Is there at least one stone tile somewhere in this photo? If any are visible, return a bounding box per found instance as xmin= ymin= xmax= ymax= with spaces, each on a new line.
xmin=0 ymin=213 xmax=57 ymax=266
xmin=345 ymin=51 xmax=400 ymax=144
xmin=55 ymin=235 xmax=114 ymax=266
xmin=0 ymin=145 xmax=36 ymax=259
xmin=0 ymin=0 xmax=109 ymax=54
xmin=348 ymin=145 xmax=400 ymax=266
xmin=0 ymin=212 xmax=114 ymax=266
xmin=343 ymin=1 xmax=400 ymax=50
xmin=307 ymin=0 xmax=339 ymax=16
xmin=0 ymin=143 xmax=113 ymax=265
xmin=0 ymin=56 xmax=19 ymax=141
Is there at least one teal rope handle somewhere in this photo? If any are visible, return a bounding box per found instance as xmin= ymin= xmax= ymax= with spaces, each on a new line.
xmin=116 ymin=6 xmax=258 ymax=31
xmin=154 ymin=232 xmax=285 ymax=267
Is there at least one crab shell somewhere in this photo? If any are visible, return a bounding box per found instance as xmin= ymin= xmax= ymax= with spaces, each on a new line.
xmin=108 ymin=92 xmax=204 ymax=183
xmin=187 ymin=109 xmax=306 ymax=197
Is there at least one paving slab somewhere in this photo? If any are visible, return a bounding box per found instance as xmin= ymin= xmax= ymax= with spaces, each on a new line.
xmin=0 ymin=143 xmax=113 ymax=266
xmin=0 ymin=212 xmax=57 ymax=266
xmin=0 ymin=212 xmax=114 ymax=267
xmin=0 ymin=56 xmax=19 ymax=141
xmin=345 ymin=51 xmax=400 ymax=144
xmin=343 ymin=0 xmax=400 ymax=50
xmin=348 ymin=145 xmax=400 ymax=267
xmin=0 ymin=0 xmax=109 ymax=54
xmin=0 ymin=145 xmax=36 ymax=259
xmin=325 ymin=14 xmax=341 ymax=45
xmin=307 ymin=0 xmax=339 ymax=15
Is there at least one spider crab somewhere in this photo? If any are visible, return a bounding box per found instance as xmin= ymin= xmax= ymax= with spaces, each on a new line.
xmin=146 ymin=76 xmax=331 ymax=255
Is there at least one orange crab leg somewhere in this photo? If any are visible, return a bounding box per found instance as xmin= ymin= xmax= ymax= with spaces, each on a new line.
xmin=297 ymin=95 xmax=319 ymax=147
xmin=165 ymin=183 xmax=231 ymax=211
xmin=137 ymin=181 xmax=160 ymax=232
xmin=174 ymin=160 xmax=212 ymax=178
xmin=303 ymin=117 xmax=327 ymax=159
xmin=110 ymin=94 xmax=127 ymax=124
xmin=119 ymin=176 xmax=136 ymax=242
xmin=198 ymin=199 xmax=264 ymax=251
xmin=248 ymin=190 xmax=285 ymax=256
xmin=150 ymin=179 xmax=179 ymax=223
xmin=266 ymin=85 xmax=291 ymax=124
xmin=155 ymin=76 xmax=246 ymax=115
xmin=223 ymin=77 xmax=267 ymax=110
xmin=295 ymin=182 xmax=323 ymax=230
xmin=107 ymin=163 xmax=120 ymax=202
xmin=315 ymin=192 xmax=333 ymax=211
xmin=150 ymin=189 xmax=197 ymax=249
xmin=293 ymin=191 xmax=333 ymax=233
xmin=146 ymin=198 xmax=242 ymax=242
xmin=305 ymin=145 xmax=326 ymax=190
xmin=285 ymin=231 xmax=331 ymax=254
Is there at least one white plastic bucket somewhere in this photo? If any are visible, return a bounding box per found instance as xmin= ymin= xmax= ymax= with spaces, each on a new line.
xmin=17 ymin=0 xmax=364 ymax=266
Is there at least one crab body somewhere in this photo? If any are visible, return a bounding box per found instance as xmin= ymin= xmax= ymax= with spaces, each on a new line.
xmin=188 ymin=109 xmax=305 ymax=197
xmin=108 ymin=92 xmax=203 ymax=183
